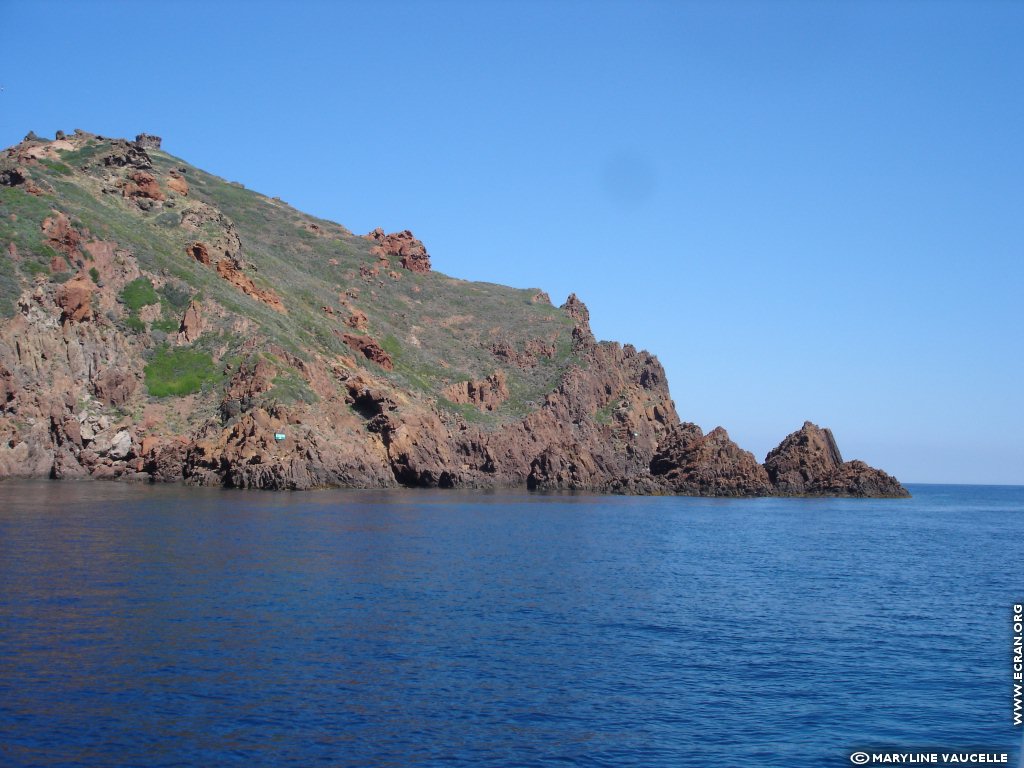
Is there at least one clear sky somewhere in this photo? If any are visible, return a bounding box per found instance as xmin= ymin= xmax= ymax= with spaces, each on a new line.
xmin=2 ymin=1 xmax=1021 ymax=484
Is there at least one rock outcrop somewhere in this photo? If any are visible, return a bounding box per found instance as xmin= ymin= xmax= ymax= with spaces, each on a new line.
xmin=215 ymin=259 xmax=286 ymax=313
xmin=339 ymin=334 xmax=394 ymax=370
xmin=651 ymin=423 xmax=774 ymax=496
xmin=135 ymin=134 xmax=162 ymax=150
xmin=365 ymin=228 xmax=431 ymax=273
xmin=0 ymin=130 xmax=909 ymax=498
xmin=764 ymin=421 xmax=909 ymax=498
xmin=443 ymin=371 xmax=509 ymax=411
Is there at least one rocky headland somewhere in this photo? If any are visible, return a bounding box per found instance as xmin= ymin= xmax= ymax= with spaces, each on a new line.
xmin=0 ymin=131 xmax=908 ymax=497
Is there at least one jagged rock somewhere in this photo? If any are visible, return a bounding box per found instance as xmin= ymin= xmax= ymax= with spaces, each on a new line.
xmin=763 ymin=421 xmax=842 ymax=494
xmin=490 ymin=339 xmax=556 ymax=369
xmin=41 ymin=212 xmax=82 ymax=259
xmin=142 ymin=438 xmax=187 ymax=483
xmin=215 ymin=259 xmax=286 ymax=313
xmin=561 ymin=293 xmax=596 ymax=351
xmin=0 ymin=131 xmax=908 ymax=496
xmin=562 ymin=293 xmax=590 ymax=329
xmin=178 ymin=300 xmax=204 ymax=343
xmin=55 ymin=277 xmax=94 ymax=323
xmin=98 ymin=139 xmax=152 ymax=170
xmin=122 ymin=170 xmax=165 ymax=202
xmin=108 ymin=430 xmax=133 ymax=460
xmin=344 ymin=309 xmax=368 ymax=330
xmin=764 ymin=422 xmax=909 ymax=497
xmin=443 ymin=371 xmax=508 ymax=411
xmin=340 ymin=333 xmax=394 ymax=370
xmin=93 ymin=368 xmax=137 ymax=406
xmin=651 ymin=423 xmax=774 ymax=496
xmin=187 ymin=241 xmax=211 ymax=265
xmin=364 ymin=228 xmax=431 ymax=273
xmin=135 ymin=134 xmax=162 ymax=150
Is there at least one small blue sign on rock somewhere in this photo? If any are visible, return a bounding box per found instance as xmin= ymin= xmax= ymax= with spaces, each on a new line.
xmin=274 ymin=433 xmax=286 ymax=441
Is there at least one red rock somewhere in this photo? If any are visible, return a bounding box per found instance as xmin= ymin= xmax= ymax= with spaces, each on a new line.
xmin=41 ymin=212 xmax=82 ymax=258
xmin=344 ymin=309 xmax=368 ymax=331
xmin=178 ymin=300 xmax=204 ymax=343
xmin=443 ymin=371 xmax=509 ymax=411
xmin=187 ymin=241 xmax=211 ymax=265
xmin=55 ymin=276 xmax=94 ymax=323
xmin=339 ymin=333 xmax=393 ymax=370
xmin=93 ymin=368 xmax=137 ymax=406
xmin=122 ymin=170 xmax=165 ymax=201
xmin=215 ymin=259 xmax=287 ymax=313
xmin=364 ymin=228 xmax=431 ymax=273
xmin=166 ymin=173 xmax=189 ymax=196
xmin=764 ymin=422 xmax=909 ymax=497
xmin=651 ymin=423 xmax=774 ymax=496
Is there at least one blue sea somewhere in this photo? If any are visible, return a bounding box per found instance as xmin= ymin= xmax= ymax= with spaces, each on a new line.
xmin=0 ymin=481 xmax=1021 ymax=767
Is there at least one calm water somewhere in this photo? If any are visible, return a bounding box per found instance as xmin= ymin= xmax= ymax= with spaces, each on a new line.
xmin=0 ymin=481 xmax=1021 ymax=767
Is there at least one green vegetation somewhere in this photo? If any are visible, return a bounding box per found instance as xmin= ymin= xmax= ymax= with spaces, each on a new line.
xmin=55 ymin=141 xmax=101 ymax=167
xmin=268 ymin=369 xmax=318 ymax=405
xmin=436 ymin=396 xmax=491 ymax=424
xmin=144 ymin=346 xmax=220 ymax=397
xmin=0 ymin=253 xmax=19 ymax=317
xmin=381 ymin=335 xmax=401 ymax=357
xmin=40 ymin=159 xmax=72 ymax=175
xmin=88 ymin=267 xmax=100 ymax=283
xmin=124 ymin=315 xmax=146 ymax=333
xmin=159 ymin=282 xmax=193 ymax=309
xmin=0 ymin=135 xmax=584 ymax=423
xmin=152 ymin=317 xmax=181 ymax=333
xmin=120 ymin=277 xmax=159 ymax=311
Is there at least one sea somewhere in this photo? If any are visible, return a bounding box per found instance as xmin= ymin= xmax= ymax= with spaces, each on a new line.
xmin=0 ymin=481 xmax=1021 ymax=767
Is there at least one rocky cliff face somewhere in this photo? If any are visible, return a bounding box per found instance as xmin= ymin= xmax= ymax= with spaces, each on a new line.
xmin=0 ymin=131 xmax=909 ymax=497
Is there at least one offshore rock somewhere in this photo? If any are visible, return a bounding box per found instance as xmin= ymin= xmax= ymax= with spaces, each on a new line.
xmin=764 ymin=422 xmax=909 ymax=497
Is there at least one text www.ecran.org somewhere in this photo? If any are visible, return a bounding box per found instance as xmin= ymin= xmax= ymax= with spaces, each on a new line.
xmin=1013 ymin=604 xmax=1022 ymax=726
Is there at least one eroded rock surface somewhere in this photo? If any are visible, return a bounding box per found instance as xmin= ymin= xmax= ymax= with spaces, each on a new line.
xmin=365 ymin=228 xmax=431 ymax=273
xmin=764 ymin=421 xmax=909 ymax=497
xmin=0 ymin=131 xmax=908 ymax=498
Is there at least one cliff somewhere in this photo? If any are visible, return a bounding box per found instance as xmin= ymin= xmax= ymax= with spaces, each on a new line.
xmin=0 ymin=131 xmax=908 ymax=497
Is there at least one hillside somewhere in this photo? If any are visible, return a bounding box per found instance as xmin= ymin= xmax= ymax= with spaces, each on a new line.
xmin=0 ymin=130 xmax=907 ymax=496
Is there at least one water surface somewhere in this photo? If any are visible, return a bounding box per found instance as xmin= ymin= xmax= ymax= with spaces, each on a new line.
xmin=1 ymin=481 xmax=1021 ymax=766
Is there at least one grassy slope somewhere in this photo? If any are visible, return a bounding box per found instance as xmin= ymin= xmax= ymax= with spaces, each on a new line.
xmin=0 ymin=137 xmax=579 ymax=426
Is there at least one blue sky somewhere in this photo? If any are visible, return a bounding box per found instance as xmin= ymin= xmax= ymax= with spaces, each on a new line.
xmin=3 ymin=1 xmax=1021 ymax=484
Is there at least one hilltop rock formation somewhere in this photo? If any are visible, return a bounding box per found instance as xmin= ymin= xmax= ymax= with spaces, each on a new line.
xmin=0 ymin=131 xmax=909 ymax=497
xmin=135 ymin=134 xmax=162 ymax=150
xmin=364 ymin=228 xmax=431 ymax=273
